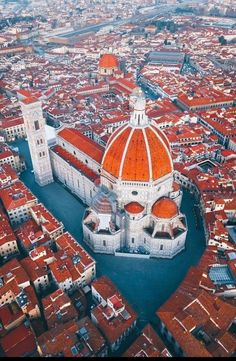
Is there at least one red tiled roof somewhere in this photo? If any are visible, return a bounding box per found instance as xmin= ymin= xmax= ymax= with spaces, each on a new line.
xmin=0 ymin=323 xmax=37 ymax=357
xmin=0 ymin=181 xmax=37 ymax=211
xmin=91 ymin=276 xmax=137 ymax=344
xmin=123 ymin=324 xmax=169 ymax=357
xmin=58 ymin=128 xmax=104 ymax=164
xmin=52 ymin=145 xmax=98 ymax=181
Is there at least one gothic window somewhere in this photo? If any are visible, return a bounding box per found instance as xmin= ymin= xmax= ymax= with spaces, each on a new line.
xmin=160 ymin=244 xmax=163 ymax=250
xmin=34 ymin=120 xmax=39 ymax=130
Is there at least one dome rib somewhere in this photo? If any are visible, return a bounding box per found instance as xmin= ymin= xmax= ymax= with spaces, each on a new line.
xmin=142 ymin=128 xmax=152 ymax=181
xmin=121 ymin=129 xmax=150 ymax=181
xmin=102 ymin=124 xmax=130 ymax=178
xmin=150 ymin=123 xmax=171 ymax=150
xmin=102 ymin=123 xmax=173 ymax=182
xmin=148 ymin=125 xmax=173 ymax=174
xmin=118 ymin=127 xmax=135 ymax=179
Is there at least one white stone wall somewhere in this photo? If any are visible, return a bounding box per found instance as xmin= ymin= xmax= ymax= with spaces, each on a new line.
xmin=102 ymin=170 xmax=174 ymax=211
xmin=81 ymin=264 xmax=96 ymax=287
xmin=56 ymin=277 xmax=73 ymax=292
xmin=20 ymin=100 xmax=53 ymax=186
xmin=96 ymin=213 xmax=112 ymax=232
xmin=169 ymin=190 xmax=182 ymax=208
xmin=50 ymin=150 xmax=96 ymax=205
xmin=0 ymin=240 xmax=18 ymax=257
xmin=34 ymin=275 xmax=49 ymax=292
xmin=4 ymin=123 xmax=26 ymax=142
xmin=148 ymin=230 xmax=186 ymax=259
xmin=0 ymin=153 xmax=22 ymax=172
xmin=125 ymin=213 xmax=149 ymax=249
xmin=7 ymin=199 xmax=38 ymax=226
xmin=83 ymin=224 xmax=121 ymax=254
xmin=58 ymin=136 xmax=101 ymax=174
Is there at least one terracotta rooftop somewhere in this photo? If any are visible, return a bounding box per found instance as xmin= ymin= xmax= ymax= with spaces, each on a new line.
xmin=0 ymin=323 xmax=37 ymax=357
xmin=123 ymin=323 xmax=171 ymax=357
xmin=0 ymin=181 xmax=37 ymax=211
xmin=58 ymin=128 xmax=104 ymax=164
xmin=91 ymin=276 xmax=137 ymax=345
xmin=52 ymin=145 xmax=98 ymax=181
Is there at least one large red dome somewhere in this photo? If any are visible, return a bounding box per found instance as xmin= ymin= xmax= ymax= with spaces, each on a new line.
xmin=99 ymin=53 xmax=119 ymax=69
xmin=101 ymin=122 xmax=173 ymax=182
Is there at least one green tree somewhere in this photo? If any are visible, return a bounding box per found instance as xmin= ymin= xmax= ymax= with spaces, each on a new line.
xmin=218 ymin=35 xmax=227 ymax=45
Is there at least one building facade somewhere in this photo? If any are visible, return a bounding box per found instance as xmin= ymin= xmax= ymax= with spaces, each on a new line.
xmin=82 ymin=89 xmax=187 ymax=258
xmin=20 ymin=97 xmax=54 ymax=186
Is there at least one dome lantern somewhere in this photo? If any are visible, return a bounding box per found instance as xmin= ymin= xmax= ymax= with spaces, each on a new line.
xmin=129 ymin=88 xmax=149 ymax=127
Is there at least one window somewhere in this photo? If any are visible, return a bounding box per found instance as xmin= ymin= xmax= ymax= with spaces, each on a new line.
xmin=34 ymin=120 xmax=39 ymax=130
xmin=144 ymin=238 xmax=146 ymax=244
xmin=132 ymin=238 xmax=134 ymax=243
xmin=103 ymin=240 xmax=106 ymax=247
xmin=132 ymin=191 xmax=138 ymax=196
xmin=160 ymin=245 xmax=163 ymax=251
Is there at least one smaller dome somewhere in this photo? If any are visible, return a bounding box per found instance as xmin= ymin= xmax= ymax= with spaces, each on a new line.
xmin=124 ymin=202 xmax=144 ymax=214
xmin=92 ymin=192 xmax=112 ymax=214
xmin=152 ymin=198 xmax=178 ymax=219
xmin=99 ymin=53 xmax=118 ymax=69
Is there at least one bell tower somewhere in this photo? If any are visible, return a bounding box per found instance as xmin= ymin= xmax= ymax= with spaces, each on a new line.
xmin=20 ymin=97 xmax=54 ymax=186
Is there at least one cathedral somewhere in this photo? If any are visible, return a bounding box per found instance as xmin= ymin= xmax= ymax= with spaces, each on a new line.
xmin=82 ymin=88 xmax=187 ymax=258
xmin=21 ymin=54 xmax=187 ymax=259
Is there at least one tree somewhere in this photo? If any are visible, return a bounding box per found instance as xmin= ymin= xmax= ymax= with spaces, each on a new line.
xmin=218 ymin=35 xmax=227 ymax=45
